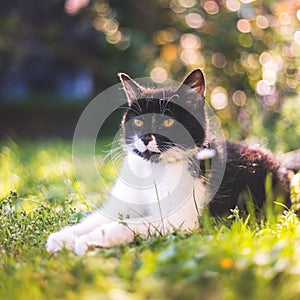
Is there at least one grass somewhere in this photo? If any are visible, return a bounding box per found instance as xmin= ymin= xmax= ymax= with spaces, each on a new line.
xmin=1 ymin=140 xmax=300 ymax=300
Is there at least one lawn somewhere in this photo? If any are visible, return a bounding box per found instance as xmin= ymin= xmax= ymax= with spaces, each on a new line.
xmin=1 ymin=140 xmax=300 ymax=300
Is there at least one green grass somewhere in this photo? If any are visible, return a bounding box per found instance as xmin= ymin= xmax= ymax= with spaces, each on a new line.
xmin=1 ymin=140 xmax=300 ymax=300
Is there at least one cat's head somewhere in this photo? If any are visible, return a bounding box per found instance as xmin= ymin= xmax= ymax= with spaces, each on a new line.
xmin=119 ymin=69 xmax=207 ymax=162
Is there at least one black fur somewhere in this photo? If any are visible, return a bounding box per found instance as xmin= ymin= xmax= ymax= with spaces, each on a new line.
xmin=209 ymin=142 xmax=291 ymax=216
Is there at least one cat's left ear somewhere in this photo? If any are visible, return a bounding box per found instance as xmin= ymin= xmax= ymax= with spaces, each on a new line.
xmin=175 ymin=69 xmax=206 ymax=108
xmin=118 ymin=73 xmax=144 ymax=106
xmin=178 ymin=68 xmax=206 ymax=97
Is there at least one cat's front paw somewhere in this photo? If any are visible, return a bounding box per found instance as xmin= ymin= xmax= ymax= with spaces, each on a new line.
xmin=73 ymin=228 xmax=105 ymax=255
xmin=73 ymin=238 xmax=90 ymax=256
xmin=73 ymin=223 xmax=134 ymax=255
xmin=46 ymin=226 xmax=77 ymax=253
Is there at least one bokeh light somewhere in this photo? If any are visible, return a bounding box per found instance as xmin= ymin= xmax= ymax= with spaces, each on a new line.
xmin=226 ymin=0 xmax=240 ymax=12
xmin=259 ymin=52 xmax=272 ymax=66
xmin=256 ymin=80 xmax=273 ymax=96
xmin=211 ymin=87 xmax=228 ymax=110
xmin=180 ymin=49 xmax=202 ymax=65
xmin=232 ymin=90 xmax=247 ymax=106
xmin=180 ymin=33 xmax=201 ymax=49
xmin=294 ymin=31 xmax=300 ymax=45
xmin=212 ymin=53 xmax=227 ymax=68
xmin=170 ymin=0 xmax=186 ymax=13
xmin=237 ymin=19 xmax=251 ymax=33
xmin=161 ymin=44 xmax=178 ymax=62
xmin=203 ymin=1 xmax=219 ymax=15
xmin=106 ymin=31 xmax=122 ymax=44
xmin=150 ymin=67 xmax=168 ymax=83
xmin=278 ymin=12 xmax=291 ymax=26
xmin=256 ymin=15 xmax=269 ymax=29
xmin=153 ymin=30 xmax=176 ymax=45
xmin=91 ymin=2 xmax=132 ymax=49
xmin=185 ymin=13 xmax=204 ymax=28
xmin=178 ymin=0 xmax=195 ymax=8
xmin=93 ymin=17 xmax=107 ymax=31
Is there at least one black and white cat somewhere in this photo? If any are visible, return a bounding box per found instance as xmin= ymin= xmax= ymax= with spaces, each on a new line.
xmin=46 ymin=69 xmax=293 ymax=255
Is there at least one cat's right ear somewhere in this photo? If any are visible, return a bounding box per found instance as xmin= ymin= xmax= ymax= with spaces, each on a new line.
xmin=118 ymin=73 xmax=143 ymax=106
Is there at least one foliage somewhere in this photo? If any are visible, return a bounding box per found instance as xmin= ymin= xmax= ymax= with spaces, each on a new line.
xmin=1 ymin=141 xmax=300 ymax=299
xmin=1 ymin=1 xmax=300 ymax=143
xmin=82 ymin=0 xmax=300 ymax=141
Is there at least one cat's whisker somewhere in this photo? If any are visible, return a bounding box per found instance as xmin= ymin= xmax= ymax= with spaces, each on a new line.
xmin=103 ymin=144 xmax=123 ymax=158
xmin=103 ymin=144 xmax=126 ymax=165
xmin=105 ymin=153 xmax=124 ymax=167
xmin=131 ymin=95 xmax=144 ymax=112
xmin=104 ymin=150 xmax=123 ymax=161
xmin=104 ymin=137 xmax=123 ymax=147
xmin=160 ymin=94 xmax=179 ymax=115
xmin=127 ymin=106 xmax=142 ymax=115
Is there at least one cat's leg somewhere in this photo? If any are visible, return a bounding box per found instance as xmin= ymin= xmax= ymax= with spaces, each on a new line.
xmin=47 ymin=175 xmax=144 ymax=253
xmin=46 ymin=211 xmax=113 ymax=253
xmin=73 ymin=222 xmax=136 ymax=255
xmin=73 ymin=199 xmax=200 ymax=255
xmin=73 ymin=219 xmax=167 ymax=255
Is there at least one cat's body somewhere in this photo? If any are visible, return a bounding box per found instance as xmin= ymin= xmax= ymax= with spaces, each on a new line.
xmin=46 ymin=69 xmax=295 ymax=255
xmin=209 ymin=141 xmax=290 ymax=215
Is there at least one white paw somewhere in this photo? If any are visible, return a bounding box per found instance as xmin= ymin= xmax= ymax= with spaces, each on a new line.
xmin=46 ymin=226 xmax=77 ymax=253
xmin=73 ymin=238 xmax=90 ymax=255
xmin=72 ymin=223 xmax=133 ymax=255
xmin=73 ymin=229 xmax=105 ymax=255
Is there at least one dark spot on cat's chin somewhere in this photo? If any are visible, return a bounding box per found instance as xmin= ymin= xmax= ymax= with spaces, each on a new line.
xmin=133 ymin=149 xmax=161 ymax=162
xmin=149 ymin=154 xmax=161 ymax=163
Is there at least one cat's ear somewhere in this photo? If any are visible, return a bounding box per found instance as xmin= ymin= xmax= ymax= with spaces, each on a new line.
xmin=118 ymin=73 xmax=144 ymax=106
xmin=180 ymin=68 xmax=205 ymax=97
xmin=175 ymin=69 xmax=206 ymax=109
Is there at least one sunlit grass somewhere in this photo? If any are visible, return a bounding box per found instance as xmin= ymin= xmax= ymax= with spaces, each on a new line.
xmin=0 ymin=143 xmax=22 ymax=199
xmin=1 ymin=140 xmax=300 ymax=300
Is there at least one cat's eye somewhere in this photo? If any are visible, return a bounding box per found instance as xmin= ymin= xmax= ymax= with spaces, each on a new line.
xmin=134 ymin=119 xmax=144 ymax=127
xmin=163 ymin=118 xmax=175 ymax=127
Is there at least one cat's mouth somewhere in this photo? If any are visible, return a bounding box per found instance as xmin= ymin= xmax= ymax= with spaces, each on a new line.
xmin=132 ymin=134 xmax=170 ymax=161
xmin=133 ymin=149 xmax=161 ymax=162
xmin=133 ymin=134 xmax=161 ymax=154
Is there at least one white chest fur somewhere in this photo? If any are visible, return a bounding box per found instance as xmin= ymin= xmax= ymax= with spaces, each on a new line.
xmin=109 ymin=151 xmax=206 ymax=224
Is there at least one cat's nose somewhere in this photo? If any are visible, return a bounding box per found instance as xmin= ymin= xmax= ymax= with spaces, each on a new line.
xmin=141 ymin=134 xmax=153 ymax=146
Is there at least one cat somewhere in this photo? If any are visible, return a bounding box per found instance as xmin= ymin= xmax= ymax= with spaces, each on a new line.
xmin=46 ymin=69 xmax=294 ymax=255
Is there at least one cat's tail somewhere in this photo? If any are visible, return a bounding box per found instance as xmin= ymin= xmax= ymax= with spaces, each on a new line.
xmin=278 ymin=149 xmax=300 ymax=172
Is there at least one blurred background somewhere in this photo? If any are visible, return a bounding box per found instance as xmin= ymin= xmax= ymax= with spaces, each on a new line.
xmin=1 ymin=0 xmax=300 ymax=152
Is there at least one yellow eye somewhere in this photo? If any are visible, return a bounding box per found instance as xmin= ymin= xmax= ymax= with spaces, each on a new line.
xmin=134 ymin=119 xmax=144 ymax=127
xmin=163 ymin=118 xmax=175 ymax=127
